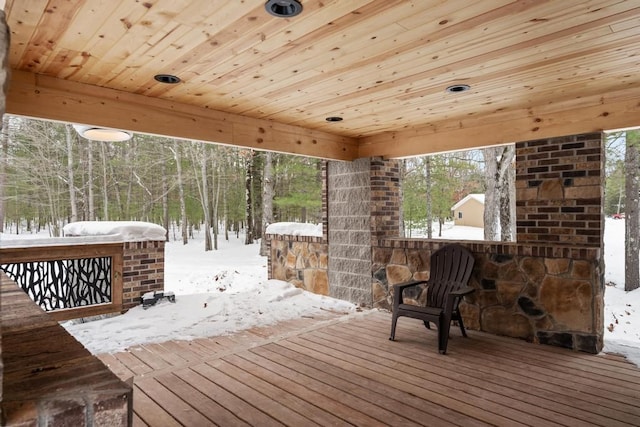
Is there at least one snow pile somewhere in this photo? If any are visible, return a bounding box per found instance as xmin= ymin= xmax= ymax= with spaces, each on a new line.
xmin=602 ymin=218 xmax=640 ymax=366
xmin=65 ymin=278 xmax=354 ymax=354
xmin=63 ymin=221 xmax=167 ymax=241
xmin=266 ymin=222 xmax=322 ymax=237
xmin=62 ymin=235 xmax=355 ymax=354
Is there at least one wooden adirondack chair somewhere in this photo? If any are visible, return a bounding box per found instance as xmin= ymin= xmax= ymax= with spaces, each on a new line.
xmin=389 ymin=244 xmax=475 ymax=354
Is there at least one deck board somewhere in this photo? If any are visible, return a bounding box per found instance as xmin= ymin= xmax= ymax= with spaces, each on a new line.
xmin=103 ymin=310 xmax=640 ymax=427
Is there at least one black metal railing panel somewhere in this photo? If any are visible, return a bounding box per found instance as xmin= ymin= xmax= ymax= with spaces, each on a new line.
xmin=0 ymin=257 xmax=112 ymax=311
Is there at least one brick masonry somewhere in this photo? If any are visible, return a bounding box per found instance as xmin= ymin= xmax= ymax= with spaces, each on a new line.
xmin=122 ymin=240 xmax=165 ymax=310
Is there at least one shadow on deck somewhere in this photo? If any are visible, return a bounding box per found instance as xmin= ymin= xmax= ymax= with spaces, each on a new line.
xmin=100 ymin=310 xmax=640 ymax=427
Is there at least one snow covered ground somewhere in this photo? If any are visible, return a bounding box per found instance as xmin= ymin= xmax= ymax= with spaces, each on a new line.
xmin=1 ymin=219 xmax=638 ymax=366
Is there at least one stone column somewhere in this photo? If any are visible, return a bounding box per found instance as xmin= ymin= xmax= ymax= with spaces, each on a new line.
xmin=327 ymin=159 xmax=373 ymax=306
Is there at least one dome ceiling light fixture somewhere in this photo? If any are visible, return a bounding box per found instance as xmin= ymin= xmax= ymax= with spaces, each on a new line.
xmin=446 ymin=84 xmax=471 ymax=93
xmin=265 ymin=0 xmax=303 ymax=18
xmin=72 ymin=125 xmax=133 ymax=142
xmin=154 ymin=74 xmax=181 ymax=84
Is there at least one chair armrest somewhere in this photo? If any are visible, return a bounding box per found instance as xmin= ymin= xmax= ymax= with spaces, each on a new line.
xmin=449 ymin=286 xmax=474 ymax=298
xmin=392 ymin=280 xmax=427 ymax=308
xmin=394 ymin=280 xmax=427 ymax=292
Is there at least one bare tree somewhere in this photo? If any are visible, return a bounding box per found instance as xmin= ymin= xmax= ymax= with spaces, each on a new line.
xmin=483 ymin=145 xmax=515 ymax=241
xmin=189 ymin=142 xmax=212 ymax=251
xmin=170 ymin=141 xmax=188 ymax=244
xmin=625 ymin=130 xmax=640 ymax=291
xmin=245 ymin=150 xmax=256 ymax=245
xmin=0 ymin=115 xmax=8 ymax=232
xmin=260 ymin=151 xmax=274 ymax=256
xmin=64 ymin=125 xmax=78 ymax=222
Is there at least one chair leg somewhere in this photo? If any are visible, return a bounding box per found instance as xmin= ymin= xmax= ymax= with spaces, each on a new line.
xmin=389 ymin=312 xmax=399 ymax=341
xmin=438 ymin=318 xmax=452 ymax=355
xmin=423 ymin=320 xmax=431 ymax=329
xmin=457 ymin=315 xmax=468 ymax=338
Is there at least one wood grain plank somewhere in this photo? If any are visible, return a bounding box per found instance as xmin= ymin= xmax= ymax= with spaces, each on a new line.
xmin=174 ymin=367 xmax=285 ymax=427
xmin=287 ymin=334 xmax=551 ymax=427
xmin=135 ymin=377 xmax=216 ymax=426
xmin=154 ymin=371 xmax=251 ymax=427
xmin=192 ymin=362 xmax=317 ymax=427
xmin=333 ymin=320 xmax=636 ymax=427
xmin=211 ymin=357 xmax=348 ymax=427
xmin=232 ymin=350 xmax=449 ymax=427
xmin=132 ymin=384 xmax=182 ymax=427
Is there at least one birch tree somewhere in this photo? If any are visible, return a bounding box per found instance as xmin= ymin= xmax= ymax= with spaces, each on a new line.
xmin=483 ymin=145 xmax=515 ymax=241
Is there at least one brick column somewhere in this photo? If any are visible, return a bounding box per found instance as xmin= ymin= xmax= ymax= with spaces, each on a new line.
xmin=516 ymin=133 xmax=604 ymax=246
xmin=370 ymin=158 xmax=402 ymax=241
xmin=122 ymin=240 xmax=165 ymax=310
xmin=327 ymin=159 xmax=372 ymax=305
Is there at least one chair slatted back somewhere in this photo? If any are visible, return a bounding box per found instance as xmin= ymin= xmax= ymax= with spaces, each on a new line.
xmin=426 ymin=244 xmax=475 ymax=308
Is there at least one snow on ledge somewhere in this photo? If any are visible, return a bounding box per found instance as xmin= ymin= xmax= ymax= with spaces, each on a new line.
xmin=63 ymin=221 xmax=167 ymax=241
xmin=265 ymin=222 xmax=323 ymax=237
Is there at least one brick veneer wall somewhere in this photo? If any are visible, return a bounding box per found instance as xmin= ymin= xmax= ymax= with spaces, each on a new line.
xmin=371 ymin=133 xmax=605 ymax=353
xmin=122 ymin=240 xmax=165 ymax=310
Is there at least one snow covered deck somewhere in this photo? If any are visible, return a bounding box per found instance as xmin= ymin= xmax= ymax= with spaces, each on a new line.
xmin=101 ymin=311 xmax=640 ymax=426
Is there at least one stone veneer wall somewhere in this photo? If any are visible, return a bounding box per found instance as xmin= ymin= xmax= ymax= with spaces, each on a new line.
xmin=372 ymin=133 xmax=605 ymax=353
xmin=122 ymin=240 xmax=165 ymax=310
xmin=268 ymin=235 xmax=329 ymax=295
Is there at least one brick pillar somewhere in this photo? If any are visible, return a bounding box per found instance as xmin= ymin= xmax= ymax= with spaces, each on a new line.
xmin=515 ymin=132 xmax=605 ymax=352
xmin=327 ymin=159 xmax=372 ymax=305
xmin=122 ymin=240 xmax=165 ymax=310
xmin=516 ymin=133 xmax=604 ymax=246
xmin=370 ymin=158 xmax=402 ymax=241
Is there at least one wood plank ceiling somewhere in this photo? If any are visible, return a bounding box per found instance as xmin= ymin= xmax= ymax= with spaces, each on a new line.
xmin=4 ymin=0 xmax=640 ymax=160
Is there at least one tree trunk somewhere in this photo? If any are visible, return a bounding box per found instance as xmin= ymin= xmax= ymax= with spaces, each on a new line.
xmin=483 ymin=147 xmax=500 ymax=240
xmin=65 ymin=124 xmax=78 ymax=222
xmin=100 ymin=142 xmax=109 ymax=220
xmin=200 ymin=146 xmax=212 ymax=251
xmin=161 ymin=143 xmax=169 ymax=241
xmin=87 ymin=142 xmax=95 ymax=221
xmin=245 ymin=151 xmax=255 ymax=245
xmin=425 ymin=157 xmax=433 ymax=239
xmin=498 ymin=145 xmax=516 ymax=241
xmin=260 ymin=151 xmax=274 ymax=256
xmin=0 ymin=115 xmax=8 ymax=232
xmin=625 ymin=130 xmax=640 ymax=291
xmin=172 ymin=142 xmax=188 ymax=244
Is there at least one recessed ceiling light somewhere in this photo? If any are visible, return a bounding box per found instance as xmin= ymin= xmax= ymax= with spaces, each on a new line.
xmin=446 ymin=84 xmax=470 ymax=93
xmin=154 ymin=74 xmax=181 ymax=84
xmin=326 ymin=116 xmax=343 ymax=122
xmin=265 ymin=0 xmax=303 ymax=18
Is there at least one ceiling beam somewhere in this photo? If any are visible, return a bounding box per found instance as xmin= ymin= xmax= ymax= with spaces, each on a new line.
xmin=6 ymin=70 xmax=359 ymax=161
xmin=359 ymin=87 xmax=640 ymax=158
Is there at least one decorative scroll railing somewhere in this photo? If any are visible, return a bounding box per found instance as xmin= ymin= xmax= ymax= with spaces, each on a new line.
xmin=0 ymin=242 xmax=124 ymax=321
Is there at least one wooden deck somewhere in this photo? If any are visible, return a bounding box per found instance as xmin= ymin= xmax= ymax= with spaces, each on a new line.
xmin=100 ymin=310 xmax=640 ymax=427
